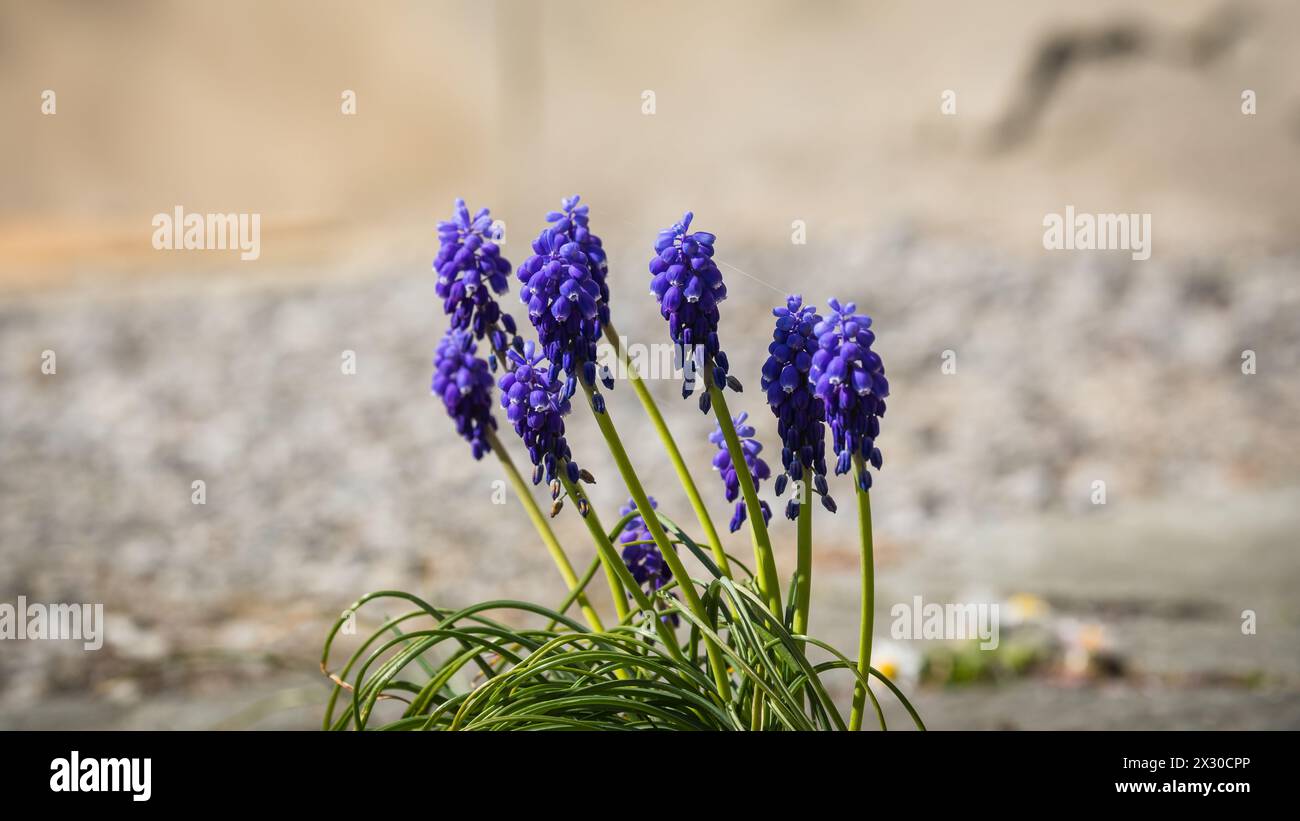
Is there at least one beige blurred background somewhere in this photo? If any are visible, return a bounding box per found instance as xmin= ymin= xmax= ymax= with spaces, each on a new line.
xmin=1 ymin=0 xmax=1298 ymax=728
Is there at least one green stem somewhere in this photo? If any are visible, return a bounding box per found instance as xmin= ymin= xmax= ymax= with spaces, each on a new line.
xmin=707 ymin=381 xmax=782 ymax=619
xmin=558 ymin=470 xmax=683 ymax=679
xmin=545 ymin=554 xmax=601 ymax=630
xmin=870 ymin=666 xmax=925 ymax=731
xmin=791 ymin=488 xmax=814 ymax=712
xmin=556 ymin=468 xmax=630 ymax=624
xmin=489 ymin=338 xmax=635 ymax=622
xmin=579 ymin=381 xmax=733 ymax=702
xmin=484 ymin=428 xmax=604 ymax=632
xmin=793 ymin=489 xmax=813 ymax=640
xmin=603 ymin=323 xmax=732 ymax=578
xmin=848 ymin=454 xmax=874 ymax=731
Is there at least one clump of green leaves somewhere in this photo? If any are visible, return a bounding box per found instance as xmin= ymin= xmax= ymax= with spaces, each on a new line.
xmin=322 ymin=533 xmax=922 ymax=731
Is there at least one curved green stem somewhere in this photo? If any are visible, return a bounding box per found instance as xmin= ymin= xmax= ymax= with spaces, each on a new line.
xmin=603 ymin=323 xmax=732 ymax=578
xmin=579 ymin=381 xmax=733 ymax=702
xmin=546 ymin=555 xmax=601 ymax=630
xmin=707 ymin=380 xmax=782 ymax=619
xmin=793 ymin=490 xmax=813 ymax=640
xmin=484 ymin=428 xmax=604 ymax=632
xmin=848 ymin=454 xmax=874 ymax=731
xmin=556 ymin=469 xmax=631 ymax=624
xmin=558 ymin=470 xmax=684 ymax=679
xmin=545 ymin=509 xmax=644 ymax=630
xmin=871 ymin=666 xmax=925 ymax=731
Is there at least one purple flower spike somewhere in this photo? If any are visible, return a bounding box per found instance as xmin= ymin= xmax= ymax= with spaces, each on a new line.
xmin=648 ymin=212 xmax=731 ymax=407
xmin=708 ymin=412 xmax=773 ymax=533
xmin=810 ymin=298 xmax=888 ymax=492
xmin=543 ymin=195 xmax=610 ymax=325
xmin=618 ymin=497 xmax=668 ymax=587
xmin=497 ymin=341 xmax=581 ymax=486
xmin=431 ymin=329 xmax=497 ymax=459
xmin=517 ymin=198 xmax=609 ymax=400
xmin=434 ymin=199 xmax=518 ymax=361
xmin=761 ymin=295 xmax=833 ymax=517
xmin=617 ymin=497 xmax=679 ymax=626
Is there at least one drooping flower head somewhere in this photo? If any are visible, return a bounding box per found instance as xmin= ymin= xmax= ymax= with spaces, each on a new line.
xmin=516 ymin=204 xmax=609 ymax=403
xmin=498 ymin=341 xmax=581 ymax=486
xmin=434 ymin=199 xmax=518 ymax=359
xmin=810 ymin=298 xmax=888 ymax=491
xmin=543 ymin=195 xmax=610 ymax=325
xmin=431 ymin=329 xmax=497 ymax=459
xmin=761 ymin=295 xmax=834 ymax=518
xmin=617 ymin=497 xmax=679 ymax=626
xmin=708 ymin=412 xmax=773 ymax=532
xmin=648 ymin=212 xmax=733 ymax=411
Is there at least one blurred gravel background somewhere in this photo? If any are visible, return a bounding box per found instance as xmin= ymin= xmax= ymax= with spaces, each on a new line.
xmin=2 ymin=0 xmax=1298 ymax=728
xmin=3 ymin=239 xmax=1297 ymax=728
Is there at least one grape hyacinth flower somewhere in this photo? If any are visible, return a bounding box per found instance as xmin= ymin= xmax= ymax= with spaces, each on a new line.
xmin=617 ymin=497 xmax=680 ymax=626
xmin=542 ymin=195 xmax=610 ymax=325
xmin=709 ymin=412 xmax=773 ymax=532
xmin=761 ymin=295 xmax=834 ymax=518
xmin=431 ymin=329 xmax=497 ymax=460
xmin=434 ymin=198 xmax=518 ymax=364
xmin=648 ymin=212 xmax=735 ymax=412
xmin=618 ymin=497 xmax=665 ymax=586
xmin=516 ymin=211 xmax=610 ymax=405
xmin=810 ymin=299 xmax=888 ymax=492
xmin=498 ymin=341 xmax=581 ymax=486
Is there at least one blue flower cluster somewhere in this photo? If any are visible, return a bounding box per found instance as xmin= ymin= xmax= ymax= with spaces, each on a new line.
xmin=434 ymin=199 xmax=518 ymax=360
xmin=762 ymin=295 xmax=834 ymax=518
xmin=810 ymin=299 xmax=888 ymax=491
xmin=431 ymin=329 xmax=497 ymax=460
xmin=618 ymin=497 xmax=668 ymax=588
xmin=498 ymin=341 xmax=581 ymax=486
xmin=517 ymin=208 xmax=610 ymax=406
xmin=708 ymin=412 xmax=773 ymax=532
xmin=544 ymin=195 xmax=610 ymax=326
xmin=648 ymin=212 xmax=733 ymax=411
xmin=617 ymin=497 xmax=679 ymax=626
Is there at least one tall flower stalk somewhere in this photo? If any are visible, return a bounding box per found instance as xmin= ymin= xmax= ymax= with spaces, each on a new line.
xmin=521 ymin=203 xmax=733 ymax=701
xmin=812 ymin=298 xmax=889 ymax=730
xmin=648 ymin=212 xmax=782 ymax=617
xmin=762 ymin=295 xmax=833 ymax=639
xmin=561 ymin=194 xmax=730 ymax=576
